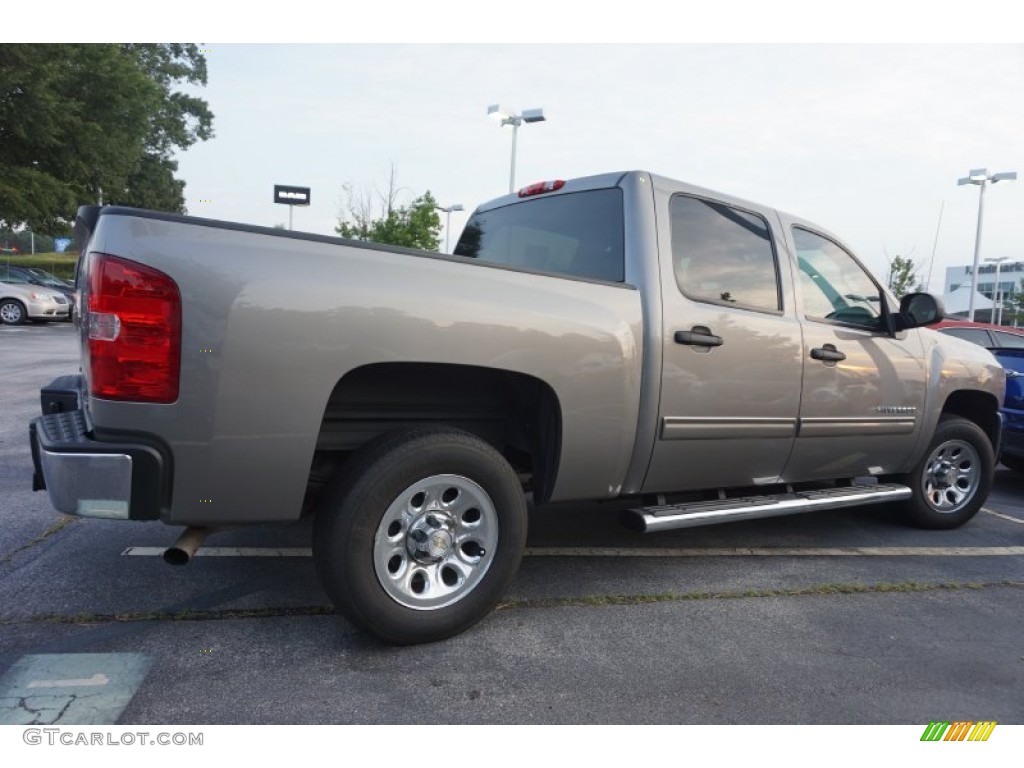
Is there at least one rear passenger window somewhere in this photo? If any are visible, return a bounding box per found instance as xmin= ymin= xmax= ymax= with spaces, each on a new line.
xmin=454 ymin=189 xmax=624 ymax=282
xmin=670 ymin=195 xmax=781 ymax=313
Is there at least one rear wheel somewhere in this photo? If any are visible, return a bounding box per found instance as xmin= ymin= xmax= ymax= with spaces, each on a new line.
xmin=313 ymin=428 xmax=528 ymax=644
xmin=894 ymin=416 xmax=993 ymax=529
xmin=0 ymin=299 xmax=27 ymax=325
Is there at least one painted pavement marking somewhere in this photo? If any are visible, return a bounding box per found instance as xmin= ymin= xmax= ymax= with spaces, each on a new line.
xmin=982 ymin=507 xmax=1024 ymax=525
xmin=122 ymin=546 xmax=311 ymax=557
xmin=524 ymin=546 xmax=1024 ymax=557
xmin=28 ymin=673 xmax=110 ymax=689
xmin=0 ymin=653 xmax=150 ymax=725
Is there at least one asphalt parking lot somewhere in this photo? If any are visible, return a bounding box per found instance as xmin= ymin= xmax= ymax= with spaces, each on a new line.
xmin=1 ymin=322 xmax=1022 ymax=725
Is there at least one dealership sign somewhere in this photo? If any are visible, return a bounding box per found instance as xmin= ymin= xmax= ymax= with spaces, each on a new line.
xmin=273 ymin=185 xmax=311 ymax=206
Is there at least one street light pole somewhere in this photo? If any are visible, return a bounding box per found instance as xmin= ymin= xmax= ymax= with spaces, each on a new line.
xmin=985 ymin=256 xmax=1008 ymax=325
xmin=508 ymin=119 xmax=519 ymax=193
xmin=435 ymin=203 xmax=464 ymax=254
xmin=487 ymin=105 xmax=546 ymax=194
xmin=959 ymin=168 xmax=1017 ymax=321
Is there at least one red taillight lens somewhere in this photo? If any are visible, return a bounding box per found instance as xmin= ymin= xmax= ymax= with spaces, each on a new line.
xmin=517 ymin=180 xmax=566 ymax=198
xmin=87 ymin=253 xmax=181 ymax=403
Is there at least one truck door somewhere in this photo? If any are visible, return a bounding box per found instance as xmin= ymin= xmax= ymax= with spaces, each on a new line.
xmin=642 ymin=193 xmax=803 ymax=493
xmin=782 ymin=225 xmax=926 ymax=480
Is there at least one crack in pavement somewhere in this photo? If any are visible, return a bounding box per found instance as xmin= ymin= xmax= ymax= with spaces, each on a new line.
xmin=2 ymin=573 xmax=289 ymax=655
xmin=3 ymin=579 xmax=1021 ymax=627
xmin=0 ymin=514 xmax=78 ymax=568
xmin=9 ymin=691 xmax=102 ymax=725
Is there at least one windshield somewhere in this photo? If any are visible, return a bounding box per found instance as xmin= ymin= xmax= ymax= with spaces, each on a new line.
xmin=0 ymin=267 xmax=31 ymax=284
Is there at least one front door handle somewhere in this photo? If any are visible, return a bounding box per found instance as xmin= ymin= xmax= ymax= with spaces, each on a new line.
xmin=675 ymin=326 xmax=723 ymax=348
xmin=810 ymin=344 xmax=846 ymax=362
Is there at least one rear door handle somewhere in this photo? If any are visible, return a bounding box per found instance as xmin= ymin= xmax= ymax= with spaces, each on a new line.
xmin=810 ymin=344 xmax=846 ymax=362
xmin=674 ymin=326 xmax=723 ymax=348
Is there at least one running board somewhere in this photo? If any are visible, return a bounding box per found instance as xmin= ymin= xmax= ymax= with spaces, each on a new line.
xmin=622 ymin=483 xmax=912 ymax=533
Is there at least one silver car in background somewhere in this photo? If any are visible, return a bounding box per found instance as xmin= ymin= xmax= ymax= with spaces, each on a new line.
xmin=0 ymin=279 xmax=71 ymax=324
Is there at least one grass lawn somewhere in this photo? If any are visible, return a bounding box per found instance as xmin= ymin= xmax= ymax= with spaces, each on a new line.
xmin=2 ymin=253 xmax=79 ymax=281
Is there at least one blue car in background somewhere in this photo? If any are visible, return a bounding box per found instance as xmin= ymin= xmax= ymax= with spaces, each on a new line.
xmin=990 ymin=348 xmax=1024 ymax=472
xmin=937 ymin=320 xmax=1024 ymax=473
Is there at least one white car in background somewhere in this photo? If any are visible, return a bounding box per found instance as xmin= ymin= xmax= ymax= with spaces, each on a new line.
xmin=0 ymin=280 xmax=71 ymax=324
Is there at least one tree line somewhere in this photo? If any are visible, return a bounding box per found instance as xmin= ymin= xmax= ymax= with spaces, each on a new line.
xmin=0 ymin=44 xmax=213 ymax=234
xmin=1 ymin=45 xmax=444 ymax=251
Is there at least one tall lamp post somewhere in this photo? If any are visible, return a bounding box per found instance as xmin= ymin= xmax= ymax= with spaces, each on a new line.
xmin=985 ymin=256 xmax=1008 ymax=325
xmin=435 ymin=203 xmax=464 ymax=254
xmin=487 ymin=104 xmax=546 ymax=193
xmin=959 ymin=168 xmax=1017 ymax=321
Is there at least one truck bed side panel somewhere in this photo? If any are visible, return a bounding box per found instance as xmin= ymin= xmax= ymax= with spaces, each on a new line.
xmin=86 ymin=214 xmax=643 ymax=524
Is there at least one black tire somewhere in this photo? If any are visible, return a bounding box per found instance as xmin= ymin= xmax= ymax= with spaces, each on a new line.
xmin=999 ymin=454 xmax=1024 ymax=474
xmin=313 ymin=428 xmax=528 ymax=645
xmin=0 ymin=299 xmax=27 ymax=325
xmin=894 ymin=415 xmax=994 ymax=529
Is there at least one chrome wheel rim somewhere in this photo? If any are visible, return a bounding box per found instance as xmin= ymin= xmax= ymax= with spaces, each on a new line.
xmin=0 ymin=303 xmax=23 ymax=323
xmin=922 ymin=439 xmax=980 ymax=513
xmin=374 ymin=474 xmax=498 ymax=610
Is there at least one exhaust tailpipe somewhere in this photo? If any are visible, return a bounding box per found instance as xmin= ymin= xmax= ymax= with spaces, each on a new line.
xmin=164 ymin=527 xmax=214 ymax=565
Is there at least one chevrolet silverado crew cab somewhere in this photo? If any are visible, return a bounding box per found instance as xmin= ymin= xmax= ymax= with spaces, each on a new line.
xmin=29 ymin=171 xmax=1003 ymax=644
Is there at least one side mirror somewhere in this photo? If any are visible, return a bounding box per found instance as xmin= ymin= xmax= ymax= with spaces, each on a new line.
xmin=895 ymin=292 xmax=944 ymax=331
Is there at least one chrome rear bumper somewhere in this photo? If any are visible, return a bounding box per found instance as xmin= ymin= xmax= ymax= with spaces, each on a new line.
xmin=30 ymin=383 xmax=167 ymax=521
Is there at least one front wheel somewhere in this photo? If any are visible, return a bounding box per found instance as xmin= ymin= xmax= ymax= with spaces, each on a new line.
xmin=894 ymin=416 xmax=994 ymax=529
xmin=0 ymin=299 xmax=27 ymax=325
xmin=313 ymin=428 xmax=528 ymax=644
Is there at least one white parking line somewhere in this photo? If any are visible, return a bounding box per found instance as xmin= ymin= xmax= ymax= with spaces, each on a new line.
xmin=524 ymin=546 xmax=1024 ymax=557
xmin=122 ymin=545 xmax=1024 ymax=558
xmin=122 ymin=547 xmax=310 ymax=557
xmin=982 ymin=507 xmax=1024 ymax=525
xmin=28 ymin=673 xmax=110 ymax=689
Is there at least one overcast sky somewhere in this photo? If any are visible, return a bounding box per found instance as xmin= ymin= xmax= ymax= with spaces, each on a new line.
xmin=168 ymin=43 xmax=1022 ymax=291
xmin=15 ymin=6 xmax=1024 ymax=293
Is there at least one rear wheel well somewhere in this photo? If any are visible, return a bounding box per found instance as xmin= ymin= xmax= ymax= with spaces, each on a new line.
xmin=306 ymin=363 xmax=561 ymax=510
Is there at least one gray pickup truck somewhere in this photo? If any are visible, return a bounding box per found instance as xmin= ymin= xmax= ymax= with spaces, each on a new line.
xmin=30 ymin=170 xmax=1004 ymax=644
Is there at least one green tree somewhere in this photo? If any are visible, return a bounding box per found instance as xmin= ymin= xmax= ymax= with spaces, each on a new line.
xmin=335 ymin=169 xmax=442 ymax=251
xmin=116 ymin=154 xmax=187 ymax=213
xmin=111 ymin=44 xmax=214 ymax=213
xmin=886 ymin=254 xmax=919 ymax=298
xmin=0 ymin=45 xmax=157 ymax=232
xmin=0 ymin=43 xmax=213 ymax=232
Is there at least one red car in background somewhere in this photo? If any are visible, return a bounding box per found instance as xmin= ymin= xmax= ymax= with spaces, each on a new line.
xmin=934 ymin=319 xmax=1024 ymax=348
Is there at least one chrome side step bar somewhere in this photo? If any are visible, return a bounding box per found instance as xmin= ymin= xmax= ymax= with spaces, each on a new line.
xmin=622 ymin=483 xmax=912 ymax=533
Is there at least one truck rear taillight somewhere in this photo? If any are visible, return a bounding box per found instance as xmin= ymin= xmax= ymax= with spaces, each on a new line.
xmin=517 ymin=180 xmax=565 ymax=198
xmin=87 ymin=253 xmax=181 ymax=403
